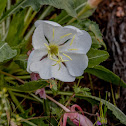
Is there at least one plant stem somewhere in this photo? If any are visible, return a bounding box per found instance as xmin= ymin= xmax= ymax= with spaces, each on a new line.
xmin=67 ymin=3 xmax=92 ymax=25
xmin=0 ymin=0 xmax=25 ymax=23
xmin=0 ymin=70 xmax=25 ymax=84
xmin=2 ymin=21 xmax=6 ymax=36
xmin=60 ymin=93 xmax=75 ymax=114
xmin=110 ymin=84 xmax=116 ymax=106
xmin=5 ymin=75 xmax=30 ymax=80
xmin=24 ymin=6 xmax=52 ymax=41
xmin=21 ymin=10 xmax=37 ymax=37
xmin=8 ymin=90 xmax=25 ymax=113
xmin=30 ymin=93 xmax=44 ymax=104
xmin=88 ymin=74 xmax=94 ymax=95
xmin=58 ymin=2 xmax=86 ymax=24
xmin=21 ymin=119 xmax=37 ymax=126
xmin=6 ymin=80 xmax=17 ymax=85
xmin=13 ymin=92 xmax=38 ymax=101
xmin=2 ymin=0 xmax=11 ymax=41
xmin=46 ymin=95 xmax=70 ymax=113
xmin=0 ymin=70 xmax=71 ymax=114
xmin=24 ymin=7 xmax=33 ymax=23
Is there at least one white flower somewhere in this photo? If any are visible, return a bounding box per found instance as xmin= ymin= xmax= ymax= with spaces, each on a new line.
xmin=27 ymin=20 xmax=92 ymax=82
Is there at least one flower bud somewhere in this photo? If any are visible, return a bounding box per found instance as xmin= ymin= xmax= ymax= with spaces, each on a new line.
xmin=87 ymin=0 xmax=102 ymax=8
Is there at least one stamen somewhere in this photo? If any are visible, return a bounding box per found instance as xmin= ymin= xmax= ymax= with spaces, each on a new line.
xmin=68 ymin=48 xmax=78 ymax=51
xmin=60 ymin=33 xmax=72 ymax=39
xmin=70 ymin=34 xmax=76 ymax=46
xmin=49 ymin=55 xmax=57 ymax=62
xmin=63 ymin=53 xmax=72 ymax=60
xmin=58 ymin=55 xmax=69 ymax=62
xmin=44 ymin=43 xmax=50 ymax=50
xmin=44 ymin=37 xmax=73 ymax=70
xmin=52 ymin=59 xmax=62 ymax=70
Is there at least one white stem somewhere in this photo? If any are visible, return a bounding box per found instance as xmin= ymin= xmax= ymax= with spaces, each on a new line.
xmin=46 ymin=95 xmax=70 ymax=113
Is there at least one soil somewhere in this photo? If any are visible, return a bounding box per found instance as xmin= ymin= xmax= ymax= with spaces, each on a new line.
xmin=86 ymin=0 xmax=126 ymax=125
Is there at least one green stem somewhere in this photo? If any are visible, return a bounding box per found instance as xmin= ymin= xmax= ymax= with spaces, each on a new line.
xmin=88 ymin=74 xmax=94 ymax=95
xmin=5 ymin=75 xmax=30 ymax=80
xmin=46 ymin=90 xmax=73 ymax=96
xmin=30 ymin=93 xmax=44 ymax=104
xmin=0 ymin=70 xmax=25 ymax=84
xmin=0 ymin=0 xmax=25 ymax=24
xmin=2 ymin=0 xmax=11 ymax=41
xmin=23 ymin=6 xmax=52 ymax=41
xmin=8 ymin=90 xmax=25 ymax=113
xmin=2 ymin=21 xmax=6 ymax=36
xmin=0 ymin=74 xmax=4 ymax=90
xmin=6 ymin=80 xmax=17 ymax=85
xmin=110 ymin=84 xmax=116 ymax=106
xmin=77 ymin=76 xmax=83 ymax=86
xmin=46 ymin=94 xmax=70 ymax=112
xmin=13 ymin=92 xmax=37 ymax=101
xmin=21 ymin=119 xmax=37 ymax=126
xmin=58 ymin=2 xmax=86 ymax=24
xmin=67 ymin=3 xmax=92 ymax=25
xmin=21 ymin=10 xmax=37 ymax=37
xmin=24 ymin=7 xmax=33 ymax=23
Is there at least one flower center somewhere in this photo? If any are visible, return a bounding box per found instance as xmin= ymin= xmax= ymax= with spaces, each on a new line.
xmin=48 ymin=44 xmax=59 ymax=56
xmin=44 ymin=43 xmax=60 ymax=61
xmin=44 ymin=43 xmax=72 ymax=70
xmin=43 ymin=28 xmax=78 ymax=70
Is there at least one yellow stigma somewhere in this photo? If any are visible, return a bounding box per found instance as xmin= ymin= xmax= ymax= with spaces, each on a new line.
xmin=44 ymin=43 xmax=59 ymax=56
xmin=48 ymin=44 xmax=59 ymax=55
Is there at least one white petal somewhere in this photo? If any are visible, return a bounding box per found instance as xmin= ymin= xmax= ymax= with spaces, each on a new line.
xmin=35 ymin=20 xmax=83 ymax=47
xmin=64 ymin=25 xmax=83 ymax=34
xmin=62 ymin=53 xmax=88 ymax=76
xmin=35 ymin=21 xmax=78 ymax=45
xmin=30 ymin=58 xmax=52 ymax=79
xmin=29 ymin=57 xmax=75 ymax=82
xmin=32 ymin=25 xmax=48 ymax=49
xmin=53 ymin=27 xmax=77 ymax=45
xmin=41 ymin=21 xmax=74 ymax=44
xmin=27 ymin=49 xmax=47 ymax=73
xmin=60 ymin=30 xmax=92 ymax=54
xmin=35 ymin=20 xmax=61 ymax=27
xmin=35 ymin=20 xmax=62 ymax=43
xmin=51 ymin=62 xmax=75 ymax=82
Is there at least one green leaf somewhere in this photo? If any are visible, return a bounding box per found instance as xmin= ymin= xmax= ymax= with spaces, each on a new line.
xmin=77 ymin=94 xmax=126 ymax=125
xmin=0 ymin=0 xmax=7 ymax=17
xmin=74 ymin=0 xmax=95 ymax=19
xmin=87 ymin=48 xmax=109 ymax=68
xmin=51 ymin=107 xmax=61 ymax=118
xmin=54 ymin=0 xmax=92 ymax=25
xmin=85 ymin=65 xmax=126 ymax=88
xmin=0 ymin=0 xmax=76 ymax=23
xmin=6 ymin=9 xmax=25 ymax=46
xmin=79 ymin=19 xmax=106 ymax=49
xmin=0 ymin=23 xmax=2 ymax=39
xmin=8 ymin=90 xmax=24 ymax=113
xmin=14 ymin=54 xmax=27 ymax=70
xmin=22 ymin=0 xmax=76 ymax=17
xmin=73 ymin=85 xmax=91 ymax=96
xmin=54 ymin=10 xmax=71 ymax=25
xmin=90 ymin=33 xmax=101 ymax=49
xmin=0 ymin=41 xmax=17 ymax=62
xmin=4 ymin=80 xmax=49 ymax=92
xmin=0 ymin=0 xmax=25 ymax=23
xmin=49 ymin=79 xmax=58 ymax=95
